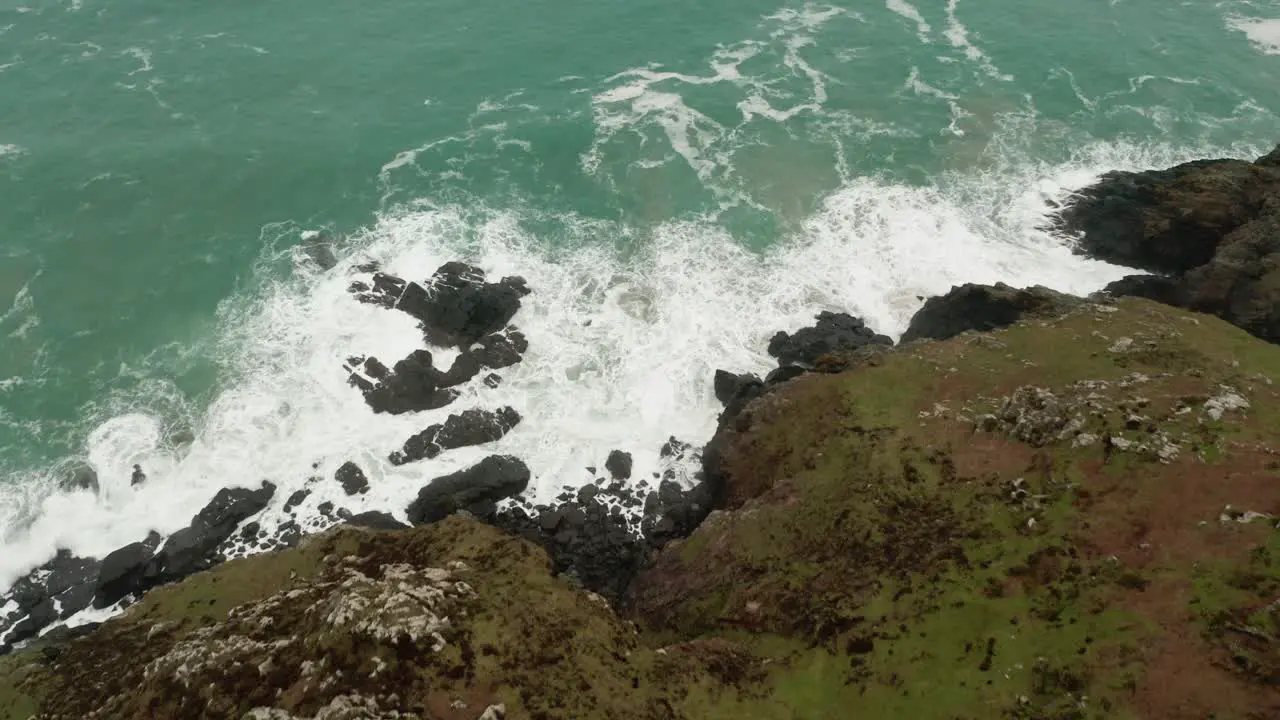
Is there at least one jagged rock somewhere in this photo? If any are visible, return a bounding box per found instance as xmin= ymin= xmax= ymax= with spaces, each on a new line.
xmin=348 ymin=350 xmax=458 ymax=415
xmin=395 ymin=263 xmax=529 ymax=348
xmin=768 ymin=312 xmax=892 ymax=367
xmin=406 ymin=455 xmax=531 ymax=525
xmin=390 ymin=407 xmax=521 ymax=466
xmin=93 ymin=542 xmax=156 ymax=609
xmin=145 ymin=482 xmax=276 ymax=590
xmin=901 ymin=283 xmax=1083 ymax=343
xmin=605 ymin=450 xmax=633 ymax=480
xmin=471 ymin=329 xmax=529 ymax=369
xmin=351 ymin=272 xmax=408 ymax=309
xmin=713 ymin=370 xmax=763 ymax=406
xmin=335 ymin=462 xmax=369 ymax=496
xmin=1056 ymin=146 xmax=1280 ymax=342
xmin=344 ymin=512 xmax=410 ymax=531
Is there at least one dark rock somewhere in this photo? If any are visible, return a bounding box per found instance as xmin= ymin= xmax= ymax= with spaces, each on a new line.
xmin=406 ymin=455 xmax=531 ymax=525
xmin=713 ymin=370 xmax=763 ymax=406
xmin=130 ymin=464 xmax=146 ymax=487
xmin=1053 ymin=146 xmax=1280 ymax=343
xmin=390 ymin=407 xmax=522 ymax=465
xmin=335 ymin=461 xmax=369 ymax=496
xmin=397 ymin=263 xmax=527 ymax=347
xmin=60 ymin=463 xmax=99 ymax=494
xmin=349 ymin=349 xmax=459 ymax=415
xmin=660 ymin=437 xmax=694 ymax=461
xmin=764 ymin=365 xmax=807 ymax=387
xmin=344 ymin=511 xmax=410 ymax=531
xmin=470 ymin=329 xmax=529 ymax=369
xmin=302 ymin=233 xmax=338 ymax=271
xmin=5 ymin=598 xmax=57 ymax=646
xmin=577 ymin=484 xmax=599 ymax=504
xmin=605 ymin=450 xmax=633 ymax=480
xmin=352 ymin=272 xmax=408 ymax=309
xmin=283 ymin=488 xmax=311 ymax=513
xmin=145 ymin=481 xmax=276 ymax=588
xmin=901 ymin=283 xmax=1083 ymax=343
xmin=483 ymin=373 xmax=502 ymax=388
xmin=318 ymin=501 xmax=336 ymax=517
xmin=93 ymin=542 xmax=156 ymax=609
xmin=436 ymin=351 xmax=482 ymax=387
xmin=768 ymin=312 xmax=892 ymax=368
xmin=53 ymin=582 xmax=96 ymax=619
xmin=1102 ymin=274 xmax=1182 ymax=305
xmin=239 ymin=522 xmax=261 ymax=541
xmin=1053 ymin=153 xmax=1279 ymax=274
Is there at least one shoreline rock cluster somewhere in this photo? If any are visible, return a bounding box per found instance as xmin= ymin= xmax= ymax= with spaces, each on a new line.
xmin=2 ymin=147 xmax=1279 ymax=719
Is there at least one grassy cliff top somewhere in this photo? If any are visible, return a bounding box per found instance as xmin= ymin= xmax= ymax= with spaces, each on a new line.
xmin=4 ymin=297 xmax=1279 ymax=719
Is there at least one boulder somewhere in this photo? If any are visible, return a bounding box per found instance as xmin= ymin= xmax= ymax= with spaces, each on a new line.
xmin=901 ymin=283 xmax=1083 ymax=343
xmin=396 ymin=263 xmax=528 ymax=348
xmin=93 ymin=542 xmax=156 ymax=609
xmin=605 ymin=450 xmax=633 ymax=480
xmin=146 ymin=481 xmax=276 ymax=586
xmin=406 ymin=455 xmax=531 ymax=525
xmin=350 ymin=272 xmax=408 ymax=309
xmin=390 ymin=407 xmax=522 ymax=466
xmin=334 ymin=461 xmax=369 ymax=496
xmin=283 ymin=488 xmax=311 ymax=513
xmin=767 ymin=312 xmax=892 ymax=367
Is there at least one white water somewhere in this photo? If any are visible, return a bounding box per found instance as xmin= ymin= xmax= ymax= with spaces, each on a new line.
xmin=1 ymin=133 xmax=1255 ymax=593
xmin=1228 ymin=16 xmax=1280 ymax=55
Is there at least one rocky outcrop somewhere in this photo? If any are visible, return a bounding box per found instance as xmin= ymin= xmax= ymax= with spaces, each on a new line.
xmin=605 ymin=450 xmax=633 ymax=480
xmin=900 ymin=283 xmax=1083 ymax=343
xmin=389 ymin=407 xmax=521 ymax=466
xmin=351 ymin=263 xmax=531 ymax=348
xmin=768 ymin=311 xmax=892 ymax=367
xmin=347 ymin=328 xmax=530 ymax=416
xmin=1055 ymin=145 xmax=1280 ymax=342
xmin=406 ymin=455 xmax=531 ymax=525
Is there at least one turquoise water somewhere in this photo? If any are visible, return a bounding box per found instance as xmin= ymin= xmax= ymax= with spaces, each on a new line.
xmin=0 ymin=0 xmax=1277 ymax=585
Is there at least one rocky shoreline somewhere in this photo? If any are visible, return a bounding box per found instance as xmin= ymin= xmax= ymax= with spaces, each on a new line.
xmin=2 ymin=146 xmax=1279 ymax=719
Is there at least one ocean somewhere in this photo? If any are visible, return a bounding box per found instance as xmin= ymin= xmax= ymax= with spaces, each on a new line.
xmin=0 ymin=0 xmax=1277 ymax=590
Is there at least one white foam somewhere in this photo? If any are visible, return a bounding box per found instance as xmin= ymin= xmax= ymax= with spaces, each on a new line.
xmin=0 ymin=144 xmax=23 ymax=156
xmin=1227 ymin=16 xmax=1280 ymax=55
xmin=0 ymin=132 xmax=1242 ymax=592
xmin=943 ymin=0 xmax=1013 ymax=81
xmin=886 ymin=0 xmax=931 ymax=42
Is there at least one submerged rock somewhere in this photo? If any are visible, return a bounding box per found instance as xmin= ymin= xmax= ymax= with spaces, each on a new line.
xmin=767 ymin=311 xmax=892 ymax=367
xmin=901 ymin=283 xmax=1083 ymax=343
xmin=390 ymin=407 xmax=522 ymax=466
xmin=405 ymin=455 xmax=531 ymax=525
